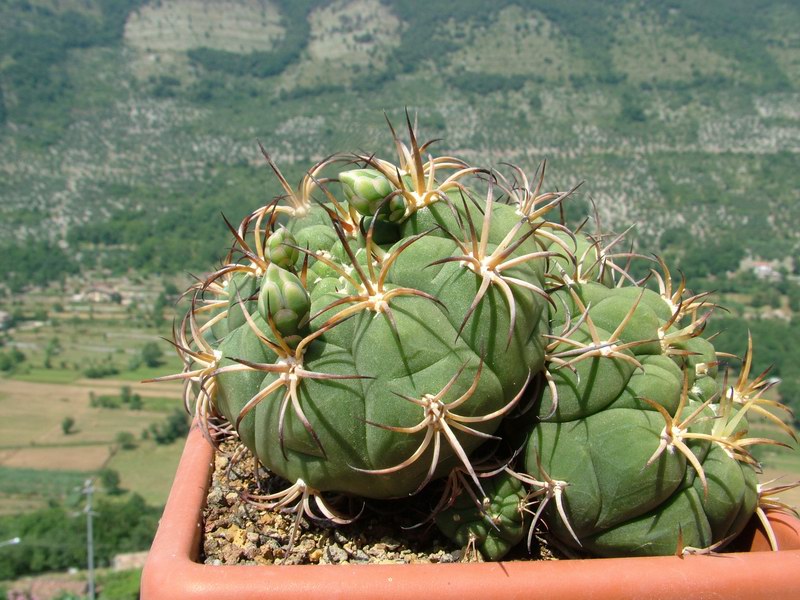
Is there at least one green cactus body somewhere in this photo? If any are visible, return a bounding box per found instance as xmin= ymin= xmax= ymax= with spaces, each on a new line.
xmin=435 ymin=471 xmax=526 ymax=560
xmin=216 ymin=286 xmax=511 ymax=497
xmin=522 ymin=249 xmax=763 ymax=556
xmin=163 ymin=122 xmax=791 ymax=560
xmin=224 ymin=271 xmax=260 ymax=332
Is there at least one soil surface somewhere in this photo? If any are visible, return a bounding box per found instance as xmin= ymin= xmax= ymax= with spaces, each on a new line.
xmin=202 ymin=441 xmax=562 ymax=565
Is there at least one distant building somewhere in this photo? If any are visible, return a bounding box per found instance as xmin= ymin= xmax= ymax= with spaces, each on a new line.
xmin=0 ymin=310 xmax=11 ymax=330
xmin=72 ymin=285 xmax=120 ymax=303
xmin=751 ymin=261 xmax=781 ymax=282
xmin=740 ymin=258 xmax=783 ymax=282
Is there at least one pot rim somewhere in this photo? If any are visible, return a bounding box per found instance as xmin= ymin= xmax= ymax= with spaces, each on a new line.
xmin=141 ymin=423 xmax=800 ymax=600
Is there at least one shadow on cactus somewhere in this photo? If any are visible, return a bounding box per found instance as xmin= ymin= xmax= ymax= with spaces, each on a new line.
xmin=149 ymin=114 xmax=799 ymax=562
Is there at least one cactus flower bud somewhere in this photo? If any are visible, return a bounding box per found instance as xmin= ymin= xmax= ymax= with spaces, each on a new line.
xmin=258 ymin=263 xmax=310 ymax=342
xmin=265 ymin=226 xmax=299 ymax=269
xmin=340 ymin=168 xmax=394 ymax=216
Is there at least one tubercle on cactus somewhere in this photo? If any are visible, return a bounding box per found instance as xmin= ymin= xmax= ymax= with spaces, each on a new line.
xmin=255 ymin=143 xmax=343 ymax=220
xmin=508 ymin=459 xmax=579 ymax=549
xmin=298 ymin=218 xmax=442 ymax=335
xmin=221 ymin=294 xmax=369 ymax=459
xmin=545 ymin=287 xmax=649 ymax=370
xmin=154 ymin=115 xmax=798 ymax=561
xmin=353 ymin=359 xmax=531 ymax=497
xmin=724 ymin=333 xmax=797 ymax=440
xmin=756 ymin=480 xmax=800 ymax=550
xmin=429 ymin=183 xmax=558 ymax=347
xmin=650 ymin=255 xmax=716 ymax=320
xmin=642 ymin=373 xmax=722 ymax=499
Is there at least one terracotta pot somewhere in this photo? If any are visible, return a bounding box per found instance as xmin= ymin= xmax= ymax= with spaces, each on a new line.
xmin=141 ymin=424 xmax=800 ymax=600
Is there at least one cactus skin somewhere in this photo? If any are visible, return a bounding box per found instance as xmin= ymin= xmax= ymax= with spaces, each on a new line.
xmin=520 ymin=246 xmax=769 ymax=558
xmin=435 ymin=471 xmax=526 ymax=560
xmin=159 ymin=118 xmax=794 ymax=561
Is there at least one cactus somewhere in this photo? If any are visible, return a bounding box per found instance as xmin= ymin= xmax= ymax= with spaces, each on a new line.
xmin=153 ymin=115 xmax=797 ymax=562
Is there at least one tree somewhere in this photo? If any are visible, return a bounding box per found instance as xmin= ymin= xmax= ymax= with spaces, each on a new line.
xmin=128 ymin=394 xmax=143 ymax=410
xmin=151 ymin=292 xmax=166 ymax=327
xmin=140 ymin=342 xmax=164 ymax=368
xmin=61 ymin=416 xmax=75 ymax=435
xmin=99 ymin=468 xmax=123 ymax=495
xmin=44 ymin=336 xmax=62 ymax=367
xmin=120 ymin=385 xmax=132 ymax=403
xmin=115 ymin=431 xmax=137 ymax=450
xmin=150 ymin=409 xmax=190 ymax=444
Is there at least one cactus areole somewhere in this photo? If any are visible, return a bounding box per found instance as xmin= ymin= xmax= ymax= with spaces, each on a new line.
xmin=153 ymin=115 xmax=797 ymax=561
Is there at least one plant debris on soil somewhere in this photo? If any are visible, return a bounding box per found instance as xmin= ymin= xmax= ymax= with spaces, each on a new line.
xmin=202 ymin=440 xmax=563 ymax=565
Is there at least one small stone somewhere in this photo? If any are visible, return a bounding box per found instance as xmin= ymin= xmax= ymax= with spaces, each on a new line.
xmin=353 ymin=550 xmax=370 ymax=562
xmin=325 ymin=544 xmax=349 ymax=564
xmin=333 ymin=530 xmax=349 ymax=544
xmin=308 ymin=549 xmax=323 ymax=563
xmin=207 ymin=495 xmax=223 ymax=513
xmin=439 ymin=551 xmax=460 ymax=564
xmin=243 ymin=542 xmax=258 ymax=560
xmin=221 ymin=545 xmax=244 ymax=564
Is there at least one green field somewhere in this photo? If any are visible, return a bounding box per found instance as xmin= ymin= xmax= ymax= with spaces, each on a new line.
xmin=105 ymin=439 xmax=185 ymax=506
xmin=0 ymin=288 xmax=187 ymax=514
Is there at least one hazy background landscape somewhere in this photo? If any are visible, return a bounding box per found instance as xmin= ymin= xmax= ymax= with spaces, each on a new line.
xmin=1 ymin=0 xmax=799 ymax=597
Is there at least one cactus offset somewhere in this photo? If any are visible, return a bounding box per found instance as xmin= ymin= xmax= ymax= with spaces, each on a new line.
xmin=155 ymin=116 xmax=797 ymax=561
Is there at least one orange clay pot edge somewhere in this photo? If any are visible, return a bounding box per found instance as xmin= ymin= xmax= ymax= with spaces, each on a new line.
xmin=141 ymin=423 xmax=800 ymax=600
